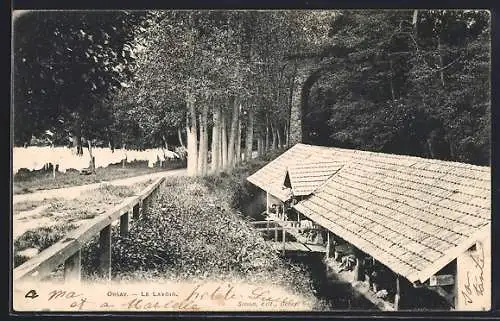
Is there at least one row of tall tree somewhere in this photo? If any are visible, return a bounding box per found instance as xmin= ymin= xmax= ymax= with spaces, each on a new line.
xmin=112 ymin=11 xmax=335 ymax=176
xmin=14 ymin=10 xmax=490 ymax=173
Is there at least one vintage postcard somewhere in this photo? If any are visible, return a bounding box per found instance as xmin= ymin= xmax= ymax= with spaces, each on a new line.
xmin=11 ymin=9 xmax=491 ymax=313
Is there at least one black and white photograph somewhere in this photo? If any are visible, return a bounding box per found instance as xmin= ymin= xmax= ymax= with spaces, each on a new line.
xmin=11 ymin=9 xmax=491 ymax=312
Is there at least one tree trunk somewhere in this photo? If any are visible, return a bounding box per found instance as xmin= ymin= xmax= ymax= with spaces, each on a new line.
xmin=284 ymin=122 xmax=289 ymax=148
xmin=245 ymin=109 xmax=254 ymax=162
xmin=265 ymin=116 xmax=270 ymax=153
xmin=236 ymin=111 xmax=242 ymax=165
xmin=197 ymin=103 xmax=209 ymax=176
xmin=257 ymin=136 xmax=262 ymax=157
xmin=389 ymin=58 xmax=396 ymax=101
xmin=437 ymin=35 xmax=445 ymax=87
xmin=72 ymin=134 xmax=83 ymax=156
xmin=87 ymin=139 xmax=96 ymax=174
xmin=122 ymin=143 xmax=126 ymax=168
xmin=178 ymin=127 xmax=186 ymax=149
xmin=277 ymin=124 xmax=282 ymax=149
xmin=197 ymin=114 xmax=204 ymax=175
xmin=271 ymin=121 xmax=277 ymax=150
xmin=186 ymin=94 xmax=198 ymax=176
xmin=227 ymin=97 xmax=239 ymax=169
xmin=287 ymin=63 xmax=298 ymax=147
xmin=162 ymin=135 xmax=169 ymax=151
xmin=211 ymin=104 xmax=221 ymax=173
xmin=221 ymin=111 xmax=228 ymax=170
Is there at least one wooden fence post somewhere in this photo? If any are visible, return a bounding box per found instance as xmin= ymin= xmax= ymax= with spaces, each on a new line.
xmin=64 ymin=250 xmax=81 ymax=283
xmin=120 ymin=211 xmax=129 ymax=236
xmin=133 ymin=203 xmax=140 ymax=220
xmin=99 ymin=224 xmax=112 ymax=280
xmin=142 ymin=197 xmax=149 ymax=217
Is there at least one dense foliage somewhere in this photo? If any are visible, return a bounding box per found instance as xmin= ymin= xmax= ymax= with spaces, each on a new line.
xmin=304 ymin=10 xmax=490 ymax=165
xmin=13 ymin=10 xmax=146 ymax=148
xmin=79 ymin=163 xmax=319 ymax=306
xmin=14 ymin=10 xmax=490 ymax=166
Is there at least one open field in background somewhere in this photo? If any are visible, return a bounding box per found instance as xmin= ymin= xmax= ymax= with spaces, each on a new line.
xmin=13 ymin=160 xmax=185 ymax=195
xmin=13 ymin=180 xmax=153 ymax=267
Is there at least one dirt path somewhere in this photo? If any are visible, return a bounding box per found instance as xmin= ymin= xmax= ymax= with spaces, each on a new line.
xmin=13 ymin=168 xmax=186 ymax=204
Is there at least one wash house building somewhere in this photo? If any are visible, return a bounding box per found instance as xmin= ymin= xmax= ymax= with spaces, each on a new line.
xmin=247 ymin=144 xmax=491 ymax=311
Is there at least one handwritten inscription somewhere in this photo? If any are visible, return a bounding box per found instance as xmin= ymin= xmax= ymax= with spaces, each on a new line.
xmin=461 ymin=244 xmax=485 ymax=307
xmin=15 ymin=282 xmax=310 ymax=311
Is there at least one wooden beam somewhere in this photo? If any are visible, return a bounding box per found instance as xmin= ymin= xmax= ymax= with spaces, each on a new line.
xmin=429 ymin=274 xmax=454 ymax=286
xmin=429 ymin=285 xmax=455 ymax=306
xmin=14 ymin=239 xmax=80 ymax=283
xmin=99 ymin=225 xmax=112 ymax=280
xmin=64 ymin=249 xmax=81 ymax=283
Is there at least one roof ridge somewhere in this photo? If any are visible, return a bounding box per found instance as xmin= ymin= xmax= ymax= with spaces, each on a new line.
xmin=294 ymin=143 xmax=490 ymax=169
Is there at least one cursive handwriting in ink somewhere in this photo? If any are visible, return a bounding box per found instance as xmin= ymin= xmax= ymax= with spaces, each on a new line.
xmin=462 ymin=244 xmax=485 ymax=305
xmin=47 ymin=289 xmax=88 ymax=310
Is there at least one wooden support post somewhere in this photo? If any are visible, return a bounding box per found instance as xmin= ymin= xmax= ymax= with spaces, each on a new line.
xmin=282 ymin=216 xmax=286 ymax=255
xmin=353 ymin=257 xmax=361 ymax=281
xmin=64 ymin=250 xmax=81 ymax=283
xmin=394 ymin=274 xmax=401 ymax=310
xmin=266 ymin=192 xmax=270 ymax=215
xmin=266 ymin=219 xmax=270 ymax=235
xmin=133 ymin=203 xmax=140 ymax=220
xmin=99 ymin=225 xmax=112 ymax=280
xmin=120 ymin=212 xmax=129 ymax=236
xmin=274 ymin=222 xmax=278 ymax=241
xmin=326 ymin=232 xmax=331 ymax=260
xmin=353 ymin=249 xmax=364 ymax=282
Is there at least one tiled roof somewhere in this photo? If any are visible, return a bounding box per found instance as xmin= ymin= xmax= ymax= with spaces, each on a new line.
xmin=247 ymin=144 xmax=346 ymax=198
xmin=247 ymin=144 xmax=491 ymax=283
xmin=287 ymin=161 xmax=344 ymax=196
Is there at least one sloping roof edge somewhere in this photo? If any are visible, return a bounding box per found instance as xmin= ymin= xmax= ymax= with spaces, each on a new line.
xmin=407 ymin=223 xmax=491 ymax=283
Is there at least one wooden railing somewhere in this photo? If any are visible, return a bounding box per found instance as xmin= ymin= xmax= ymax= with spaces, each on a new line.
xmin=249 ymin=219 xmax=325 ymax=255
xmin=13 ymin=177 xmax=166 ymax=284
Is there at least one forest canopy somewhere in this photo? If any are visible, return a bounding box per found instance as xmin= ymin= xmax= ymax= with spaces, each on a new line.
xmin=13 ymin=9 xmax=491 ymax=172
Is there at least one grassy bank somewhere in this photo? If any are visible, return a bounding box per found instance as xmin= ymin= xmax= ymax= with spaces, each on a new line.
xmin=74 ymin=150 xmax=329 ymax=308
xmin=13 ymin=160 xmax=185 ymax=195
